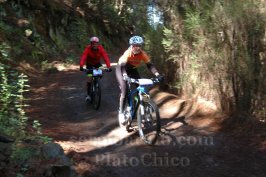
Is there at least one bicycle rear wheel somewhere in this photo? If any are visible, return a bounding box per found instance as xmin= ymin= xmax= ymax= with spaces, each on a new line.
xmin=92 ymin=81 xmax=101 ymax=110
xmin=137 ymin=98 xmax=161 ymax=145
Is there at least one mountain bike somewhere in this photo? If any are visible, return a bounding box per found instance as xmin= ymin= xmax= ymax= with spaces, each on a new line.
xmin=83 ymin=67 xmax=109 ymax=110
xmin=118 ymin=77 xmax=161 ymax=145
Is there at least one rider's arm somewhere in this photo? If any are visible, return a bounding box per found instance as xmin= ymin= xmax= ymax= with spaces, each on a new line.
xmin=99 ymin=45 xmax=111 ymax=68
xmin=118 ymin=49 xmax=130 ymax=76
xmin=80 ymin=46 xmax=90 ymax=67
xmin=146 ymin=62 xmax=159 ymax=76
xmin=120 ymin=60 xmax=127 ymax=77
xmin=141 ymin=51 xmax=160 ymax=76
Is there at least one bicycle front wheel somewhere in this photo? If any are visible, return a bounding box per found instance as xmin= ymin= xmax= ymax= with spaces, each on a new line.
xmin=137 ymin=98 xmax=161 ymax=145
xmin=92 ymin=81 xmax=101 ymax=110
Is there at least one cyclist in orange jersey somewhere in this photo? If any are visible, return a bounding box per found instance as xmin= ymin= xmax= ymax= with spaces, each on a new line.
xmin=115 ymin=35 xmax=163 ymax=124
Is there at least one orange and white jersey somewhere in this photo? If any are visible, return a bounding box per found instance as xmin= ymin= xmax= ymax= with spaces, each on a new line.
xmin=118 ymin=47 xmax=150 ymax=68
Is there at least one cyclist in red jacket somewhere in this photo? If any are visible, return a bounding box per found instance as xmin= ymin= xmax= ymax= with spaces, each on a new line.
xmin=80 ymin=36 xmax=112 ymax=102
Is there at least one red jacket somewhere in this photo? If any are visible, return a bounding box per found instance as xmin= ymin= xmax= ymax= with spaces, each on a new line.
xmin=80 ymin=44 xmax=111 ymax=68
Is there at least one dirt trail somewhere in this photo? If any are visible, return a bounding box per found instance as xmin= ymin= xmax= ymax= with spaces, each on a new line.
xmin=26 ymin=62 xmax=266 ymax=177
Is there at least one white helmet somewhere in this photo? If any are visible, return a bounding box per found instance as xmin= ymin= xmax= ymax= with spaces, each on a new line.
xmin=90 ymin=36 xmax=99 ymax=43
xmin=129 ymin=36 xmax=144 ymax=45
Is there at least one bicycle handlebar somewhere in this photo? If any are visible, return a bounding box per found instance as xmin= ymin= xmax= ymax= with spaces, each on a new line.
xmin=126 ymin=77 xmax=161 ymax=85
xmin=83 ymin=67 xmax=109 ymax=72
xmin=82 ymin=67 xmax=112 ymax=77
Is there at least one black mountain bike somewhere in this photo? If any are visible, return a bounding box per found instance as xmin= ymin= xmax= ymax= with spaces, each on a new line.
xmin=118 ymin=77 xmax=161 ymax=145
xmin=83 ymin=67 xmax=108 ymax=110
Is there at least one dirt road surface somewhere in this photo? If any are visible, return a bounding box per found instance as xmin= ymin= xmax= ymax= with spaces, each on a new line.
xmin=26 ymin=61 xmax=266 ymax=177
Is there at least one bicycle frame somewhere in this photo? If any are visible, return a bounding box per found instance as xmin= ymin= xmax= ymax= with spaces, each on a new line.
xmin=85 ymin=69 xmax=102 ymax=92
xmin=84 ymin=67 xmax=105 ymax=110
xmin=84 ymin=67 xmax=104 ymax=84
xmin=137 ymin=83 xmax=160 ymax=145
xmin=126 ymin=79 xmax=153 ymax=122
xmin=91 ymin=74 xmax=101 ymax=86
xmin=126 ymin=86 xmax=139 ymax=121
xmin=120 ymin=77 xmax=161 ymax=145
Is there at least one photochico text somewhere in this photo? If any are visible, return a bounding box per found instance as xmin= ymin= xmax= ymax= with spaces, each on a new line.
xmin=96 ymin=152 xmax=190 ymax=167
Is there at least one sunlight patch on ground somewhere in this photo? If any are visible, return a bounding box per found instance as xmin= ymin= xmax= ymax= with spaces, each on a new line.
xmin=53 ymin=62 xmax=118 ymax=72
xmin=56 ymin=127 xmax=132 ymax=153
xmin=188 ymin=118 xmax=215 ymax=128
xmin=53 ymin=63 xmax=78 ymax=71
xmin=196 ymin=97 xmax=218 ymax=112
xmin=61 ymin=86 xmax=78 ymax=90
xmin=164 ymin=122 xmax=184 ymax=130
xmin=159 ymin=99 xmax=186 ymax=119
xmin=32 ymin=83 xmax=58 ymax=93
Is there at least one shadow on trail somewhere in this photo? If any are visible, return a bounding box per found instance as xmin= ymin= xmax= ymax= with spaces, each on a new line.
xmin=27 ymin=67 xmax=266 ymax=177
xmin=27 ymin=69 xmax=120 ymax=141
xmin=68 ymin=124 xmax=266 ymax=177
